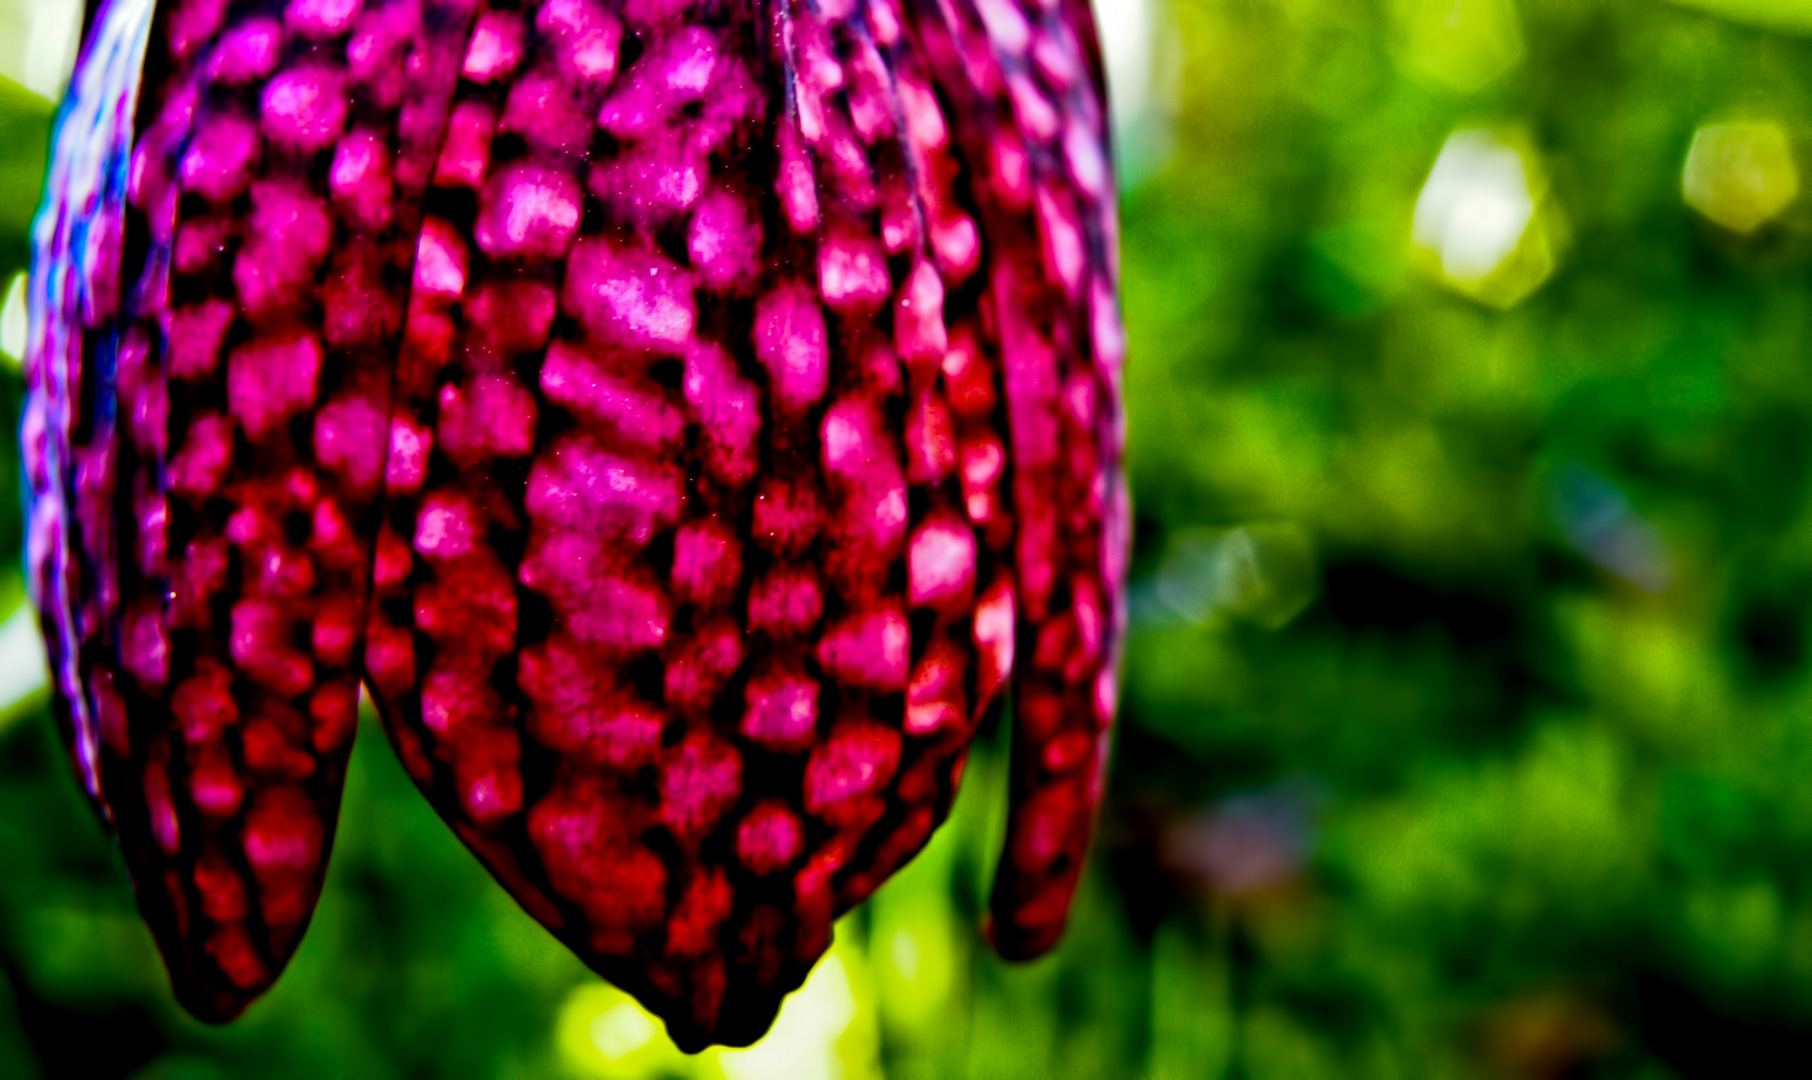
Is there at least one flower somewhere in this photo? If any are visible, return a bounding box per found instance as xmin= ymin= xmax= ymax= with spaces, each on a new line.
xmin=24 ymin=0 xmax=1125 ymax=1049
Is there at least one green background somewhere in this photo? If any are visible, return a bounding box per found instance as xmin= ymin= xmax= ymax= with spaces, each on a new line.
xmin=8 ymin=0 xmax=1812 ymax=1075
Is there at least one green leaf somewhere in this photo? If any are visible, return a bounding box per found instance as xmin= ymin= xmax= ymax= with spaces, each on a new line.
xmin=0 ymin=73 xmax=52 ymax=285
xmin=1668 ymin=0 xmax=1812 ymax=34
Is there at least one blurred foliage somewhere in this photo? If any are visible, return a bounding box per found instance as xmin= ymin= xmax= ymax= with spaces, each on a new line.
xmin=9 ymin=0 xmax=1812 ymax=1076
xmin=0 ymin=74 xmax=50 ymax=286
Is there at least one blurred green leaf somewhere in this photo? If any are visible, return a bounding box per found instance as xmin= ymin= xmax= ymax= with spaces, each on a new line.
xmin=0 ymin=74 xmax=49 ymax=286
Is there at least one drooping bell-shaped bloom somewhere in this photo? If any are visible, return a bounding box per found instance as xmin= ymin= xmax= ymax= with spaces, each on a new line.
xmin=25 ymin=0 xmax=1126 ymax=1050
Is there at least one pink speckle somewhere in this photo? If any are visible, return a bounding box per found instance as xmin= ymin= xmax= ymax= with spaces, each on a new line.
xmin=682 ymin=342 xmax=761 ymax=487
xmin=671 ymin=518 xmax=742 ymax=609
xmin=310 ymin=680 xmax=360 ymax=752
xmin=1070 ymin=573 xmax=1106 ymax=669
xmin=207 ymin=17 xmax=283 ymax=84
xmin=413 ymin=216 xmax=468 ymax=299
xmin=323 ymin=240 xmax=399 ymax=347
xmin=942 ymin=329 xmax=998 ymax=417
xmin=907 ymin=640 xmax=968 ymax=735
xmin=285 ymin=0 xmax=360 ymax=38
xmin=207 ymin=925 xmax=270 ymax=991
xmin=467 ymin=281 xmax=558 ymax=357
xmin=122 ymin=601 xmax=170 ymax=688
xmin=529 ymin=778 xmax=668 ymax=938
xmin=960 ymin=430 xmax=1006 ymax=523
xmin=1008 ymin=71 xmax=1060 ymax=143
xmin=364 ymin=619 xmax=416 ymax=695
xmin=589 ymin=143 xmax=707 ymax=226
xmin=502 ymin=70 xmax=592 ymax=158
xmin=897 ymin=72 xmax=947 ymax=151
xmin=536 ymin=0 xmax=622 ymax=86
xmin=1036 ymin=182 xmax=1087 ymax=299
xmin=540 ymin=340 xmax=684 ymax=449
xmin=751 ymin=475 xmax=823 ymax=556
xmin=737 ymin=800 xmax=803 ymax=874
xmin=227 ymin=331 xmax=322 ymax=442
xmin=1065 ymin=119 xmax=1109 ymax=200
xmin=805 ymin=724 xmax=902 ymax=825
xmin=519 ymin=533 xmax=672 ymax=651
xmin=173 ymin=662 xmax=238 ymax=746
xmin=475 ymin=163 xmax=583 ymax=262
xmin=521 ymin=637 xmax=666 ymax=767
xmin=974 ymin=576 xmax=1016 ymax=707
xmin=261 ymin=65 xmax=348 ymax=152
xmin=432 ymin=100 xmax=495 ymax=190
xmin=748 ymin=564 xmax=823 ymax=639
xmin=1033 ymin=26 xmax=1081 ymax=89
xmin=145 ymin=759 xmax=182 ymax=853
xmin=754 ymin=285 xmax=829 ymax=416
xmin=174 ymin=213 xmax=233 ymax=276
xmin=776 ymin=118 xmax=820 ymax=233
xmin=230 ymin=599 xmax=315 ymax=696
xmin=905 ymin=387 xmax=956 ymax=484
xmin=818 ymin=231 xmax=891 ymax=312
xmin=1090 ymin=276 xmax=1127 ymax=374
xmin=999 ymin=300 xmax=1061 ymax=468
xmin=741 ymin=664 xmax=819 ymax=750
xmin=563 ymin=240 xmax=696 ymax=351
xmin=992 ymin=133 xmax=1033 ymax=208
xmin=668 ymin=870 xmax=734 ymax=956
xmin=1017 ymin=494 xmax=1058 ymax=620
xmin=418 ymin=664 xmax=487 ymax=736
xmin=974 ymin=0 xmax=1030 ymax=53
xmin=386 ymin=416 xmax=431 ymax=493
xmin=169 ymin=414 xmax=235 ymax=497
xmin=194 ymin=851 xmax=249 ymax=923
xmin=309 ymin=498 xmax=360 ymax=567
xmin=190 ymin=747 xmax=246 ymax=817
xmin=242 ymin=786 xmax=325 ymax=925
xmin=660 ymin=26 xmax=721 ymax=96
xmin=894 ymin=260 xmax=948 ymax=371
xmin=909 ymin=512 xmax=977 ymax=610
xmin=831 ymin=470 xmax=908 ymax=564
xmin=660 ymin=733 xmax=743 ymax=841
xmin=177 ymin=111 xmax=261 ymax=203
xmin=330 ymin=130 xmax=394 ymax=229
xmin=524 ymin=434 xmax=685 ymax=544
xmin=597 ymin=27 xmax=718 ymax=138
xmin=819 ymin=398 xmax=892 ymax=483
xmin=689 ymin=187 xmax=762 ymax=292
xmin=462 ymin=11 xmax=527 ymax=83
xmin=235 ymin=180 xmax=332 ymax=316
xmin=165 ymin=0 xmax=229 ymax=62
xmin=438 ymin=374 xmax=539 ymax=463
xmin=312 ymin=388 xmax=387 ymax=496
xmin=310 ymin=599 xmax=360 ymax=665
xmin=844 ymin=38 xmax=896 ymax=144
xmin=930 ymin=212 xmax=981 ymax=282
xmin=168 ymin=300 xmax=235 ymax=379
xmin=455 ymin=728 xmax=523 ymax=824
xmin=664 ymin=616 xmax=745 ymax=711
xmin=413 ymin=491 xmax=482 ymax=561
xmin=817 ymin=606 xmax=909 ymax=691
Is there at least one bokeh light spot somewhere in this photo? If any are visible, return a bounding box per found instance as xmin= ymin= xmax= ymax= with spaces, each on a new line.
xmin=1391 ymin=0 xmax=1524 ymax=91
xmin=0 ymin=271 xmax=24 ymax=368
xmin=1682 ymin=120 xmax=1800 ymax=234
xmin=589 ymin=1002 xmax=657 ymax=1061
xmin=1412 ymin=129 xmax=1560 ymax=308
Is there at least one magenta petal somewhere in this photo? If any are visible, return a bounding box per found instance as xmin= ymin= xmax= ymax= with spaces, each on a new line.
xmin=27 ymin=0 xmax=1126 ymax=1049
xmin=26 ymin=0 xmax=479 ymax=1020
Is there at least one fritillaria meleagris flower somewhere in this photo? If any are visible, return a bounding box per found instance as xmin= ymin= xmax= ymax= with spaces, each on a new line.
xmin=24 ymin=0 xmax=1126 ymax=1049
